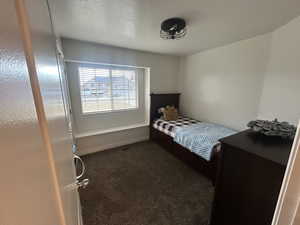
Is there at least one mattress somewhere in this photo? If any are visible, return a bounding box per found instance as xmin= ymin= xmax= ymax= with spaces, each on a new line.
xmin=152 ymin=116 xmax=200 ymax=137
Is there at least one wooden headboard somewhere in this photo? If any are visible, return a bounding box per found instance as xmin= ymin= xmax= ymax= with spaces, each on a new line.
xmin=150 ymin=93 xmax=181 ymax=123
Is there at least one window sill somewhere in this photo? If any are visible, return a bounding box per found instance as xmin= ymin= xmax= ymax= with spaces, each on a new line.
xmin=80 ymin=107 xmax=139 ymax=117
xmin=74 ymin=122 xmax=149 ymax=139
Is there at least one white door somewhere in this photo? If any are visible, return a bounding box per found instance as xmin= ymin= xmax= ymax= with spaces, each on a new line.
xmin=272 ymin=121 xmax=300 ymax=225
xmin=0 ymin=0 xmax=83 ymax=225
xmin=1 ymin=0 xmax=61 ymax=224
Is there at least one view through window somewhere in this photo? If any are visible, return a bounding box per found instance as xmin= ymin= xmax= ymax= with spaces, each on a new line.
xmin=78 ymin=65 xmax=138 ymax=114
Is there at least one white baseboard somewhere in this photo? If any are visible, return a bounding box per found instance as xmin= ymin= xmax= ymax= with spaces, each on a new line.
xmin=77 ymin=135 xmax=149 ymax=156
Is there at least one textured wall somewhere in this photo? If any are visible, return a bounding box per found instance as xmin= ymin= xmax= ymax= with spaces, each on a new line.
xmin=179 ymin=15 xmax=300 ymax=130
xmin=258 ymin=16 xmax=300 ymax=125
xmin=62 ymin=38 xmax=180 ymax=93
xmin=178 ymin=34 xmax=271 ymax=130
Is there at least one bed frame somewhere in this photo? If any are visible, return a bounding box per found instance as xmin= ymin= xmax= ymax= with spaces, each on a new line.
xmin=149 ymin=93 xmax=221 ymax=185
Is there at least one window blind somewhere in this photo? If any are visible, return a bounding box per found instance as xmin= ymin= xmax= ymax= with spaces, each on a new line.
xmin=78 ymin=65 xmax=138 ymax=114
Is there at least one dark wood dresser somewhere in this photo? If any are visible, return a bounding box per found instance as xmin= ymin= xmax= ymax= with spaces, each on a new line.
xmin=210 ymin=129 xmax=292 ymax=225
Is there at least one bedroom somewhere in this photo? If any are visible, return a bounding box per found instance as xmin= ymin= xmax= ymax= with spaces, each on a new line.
xmin=1 ymin=0 xmax=300 ymax=225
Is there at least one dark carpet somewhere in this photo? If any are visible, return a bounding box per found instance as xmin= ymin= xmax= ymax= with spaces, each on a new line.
xmin=79 ymin=141 xmax=214 ymax=225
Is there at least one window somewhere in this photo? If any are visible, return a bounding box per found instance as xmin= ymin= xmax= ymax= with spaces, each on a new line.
xmin=78 ymin=65 xmax=138 ymax=114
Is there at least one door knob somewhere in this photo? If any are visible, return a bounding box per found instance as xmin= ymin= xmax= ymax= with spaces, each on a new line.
xmin=74 ymin=154 xmax=86 ymax=179
xmin=76 ymin=178 xmax=89 ymax=189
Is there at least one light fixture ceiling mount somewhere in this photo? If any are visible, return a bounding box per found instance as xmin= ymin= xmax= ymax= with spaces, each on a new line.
xmin=160 ymin=17 xmax=187 ymax=40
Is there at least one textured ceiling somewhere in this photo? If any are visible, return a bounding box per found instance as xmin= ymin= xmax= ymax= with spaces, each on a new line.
xmin=51 ymin=0 xmax=300 ymax=55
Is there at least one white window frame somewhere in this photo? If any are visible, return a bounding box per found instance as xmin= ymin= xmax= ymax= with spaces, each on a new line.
xmin=78 ymin=63 xmax=139 ymax=115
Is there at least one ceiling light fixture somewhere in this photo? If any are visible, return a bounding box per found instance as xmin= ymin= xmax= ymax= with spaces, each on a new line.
xmin=160 ymin=17 xmax=187 ymax=40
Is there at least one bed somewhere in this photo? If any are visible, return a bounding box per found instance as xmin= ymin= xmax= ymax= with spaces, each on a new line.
xmin=149 ymin=93 xmax=234 ymax=184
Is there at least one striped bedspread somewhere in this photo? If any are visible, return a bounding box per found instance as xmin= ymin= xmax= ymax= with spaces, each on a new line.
xmin=174 ymin=122 xmax=237 ymax=161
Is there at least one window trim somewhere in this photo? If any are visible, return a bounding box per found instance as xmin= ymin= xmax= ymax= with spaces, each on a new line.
xmin=77 ymin=63 xmax=139 ymax=116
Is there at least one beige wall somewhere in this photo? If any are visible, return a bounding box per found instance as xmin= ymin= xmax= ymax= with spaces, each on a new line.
xmin=62 ymin=38 xmax=180 ymax=154
xmin=62 ymin=38 xmax=180 ymax=93
xmin=76 ymin=126 xmax=149 ymax=155
xmin=179 ymin=34 xmax=271 ymax=130
xmin=179 ymin=15 xmax=300 ymax=130
xmin=258 ymin=16 xmax=300 ymax=125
